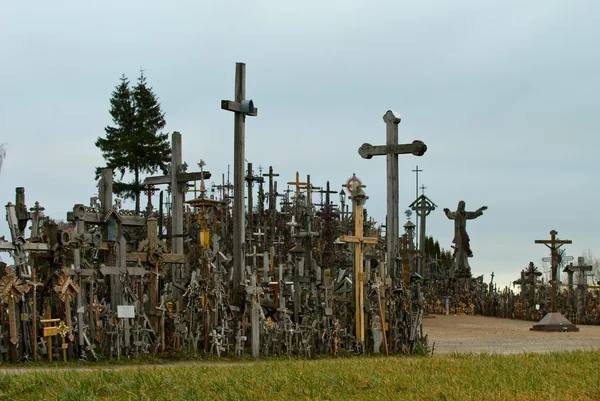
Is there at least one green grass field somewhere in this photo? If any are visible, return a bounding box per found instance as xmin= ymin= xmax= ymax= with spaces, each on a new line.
xmin=0 ymin=351 xmax=598 ymax=400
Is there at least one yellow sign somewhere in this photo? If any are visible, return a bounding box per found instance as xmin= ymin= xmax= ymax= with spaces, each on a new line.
xmin=44 ymin=327 xmax=58 ymax=337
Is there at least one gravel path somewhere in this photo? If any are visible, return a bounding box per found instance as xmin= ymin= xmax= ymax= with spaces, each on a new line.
xmin=423 ymin=314 xmax=600 ymax=355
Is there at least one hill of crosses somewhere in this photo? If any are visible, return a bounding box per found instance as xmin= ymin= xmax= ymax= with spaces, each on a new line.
xmin=1 ymin=64 xmax=598 ymax=363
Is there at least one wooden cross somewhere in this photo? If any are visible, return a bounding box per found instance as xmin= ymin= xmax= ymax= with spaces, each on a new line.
xmin=535 ymin=230 xmax=572 ymax=313
xmin=245 ymin=162 xmax=264 ymax=233
xmin=144 ymin=133 xmax=210 ymax=297
xmin=287 ymin=172 xmax=308 ymax=211
xmin=338 ymin=183 xmax=378 ymax=345
xmin=318 ymin=181 xmax=338 ymax=208
xmin=409 ymin=194 xmax=437 ymax=275
xmin=262 ymin=166 xmax=280 ymax=212
xmin=305 ymin=175 xmax=321 ymax=207
xmin=53 ymin=266 xmax=79 ymax=342
xmin=0 ymin=267 xmax=30 ymax=351
xmin=358 ymin=110 xmax=427 ymax=280
xmin=221 ymin=62 xmax=259 ymax=305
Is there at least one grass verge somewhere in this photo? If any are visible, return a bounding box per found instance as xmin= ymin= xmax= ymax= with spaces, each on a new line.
xmin=0 ymin=351 xmax=598 ymax=400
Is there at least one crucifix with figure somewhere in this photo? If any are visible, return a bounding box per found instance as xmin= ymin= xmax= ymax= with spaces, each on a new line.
xmin=358 ymin=110 xmax=427 ymax=280
xmin=531 ymin=230 xmax=579 ymax=332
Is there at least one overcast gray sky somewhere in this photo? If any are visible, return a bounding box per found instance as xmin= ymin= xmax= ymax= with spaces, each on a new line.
xmin=1 ymin=1 xmax=598 ymax=289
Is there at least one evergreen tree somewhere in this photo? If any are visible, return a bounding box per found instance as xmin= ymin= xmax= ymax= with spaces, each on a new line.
xmin=95 ymin=71 xmax=170 ymax=214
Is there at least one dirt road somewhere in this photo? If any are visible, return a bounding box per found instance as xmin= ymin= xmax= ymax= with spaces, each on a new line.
xmin=422 ymin=314 xmax=600 ymax=354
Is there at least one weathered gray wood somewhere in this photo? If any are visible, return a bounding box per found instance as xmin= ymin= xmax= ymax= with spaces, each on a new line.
xmin=358 ymin=141 xmax=427 ymax=159
xmin=357 ymin=110 xmax=427 ymax=280
xmin=144 ymin=171 xmax=211 ymax=186
xmin=221 ymin=62 xmax=259 ymax=305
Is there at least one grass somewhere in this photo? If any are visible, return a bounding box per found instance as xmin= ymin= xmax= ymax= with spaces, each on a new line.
xmin=0 ymin=351 xmax=599 ymax=400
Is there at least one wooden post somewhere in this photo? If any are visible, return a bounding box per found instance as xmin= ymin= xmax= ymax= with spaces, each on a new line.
xmin=221 ymin=62 xmax=258 ymax=305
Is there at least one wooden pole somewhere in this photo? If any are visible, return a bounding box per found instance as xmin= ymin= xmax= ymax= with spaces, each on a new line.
xmin=384 ymin=112 xmax=399 ymax=279
xmin=232 ymin=63 xmax=246 ymax=306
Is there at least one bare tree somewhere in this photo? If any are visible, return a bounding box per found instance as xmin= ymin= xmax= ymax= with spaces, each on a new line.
xmin=0 ymin=144 xmax=5 ymax=171
xmin=581 ymin=249 xmax=600 ymax=284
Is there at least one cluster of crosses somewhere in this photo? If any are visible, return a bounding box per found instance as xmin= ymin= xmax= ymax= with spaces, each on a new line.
xmin=1 ymin=63 xmax=595 ymax=363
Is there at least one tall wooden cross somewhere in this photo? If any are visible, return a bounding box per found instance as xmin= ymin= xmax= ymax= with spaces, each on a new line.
xmin=358 ymin=111 xmax=427 ymax=281
xmin=338 ymin=179 xmax=378 ymax=346
xmin=535 ymin=230 xmax=572 ymax=313
xmin=145 ymin=132 xmax=211 ymax=295
xmin=221 ymin=62 xmax=259 ymax=306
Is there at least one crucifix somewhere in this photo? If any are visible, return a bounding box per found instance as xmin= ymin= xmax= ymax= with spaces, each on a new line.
xmin=532 ymin=230 xmax=578 ymax=332
xmin=221 ymin=62 xmax=258 ymax=306
xmin=0 ymin=266 xmax=30 ymax=362
xmin=338 ymin=177 xmax=378 ymax=346
xmin=287 ymin=172 xmax=308 ymax=215
xmin=358 ymin=111 xmax=427 ymax=281
xmin=535 ymin=230 xmax=572 ymax=314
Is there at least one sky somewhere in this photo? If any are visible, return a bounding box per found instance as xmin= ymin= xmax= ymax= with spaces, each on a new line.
xmin=1 ymin=1 xmax=599 ymax=290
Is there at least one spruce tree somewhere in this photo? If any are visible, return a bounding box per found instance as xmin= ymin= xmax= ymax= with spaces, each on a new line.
xmin=96 ymin=71 xmax=170 ymax=214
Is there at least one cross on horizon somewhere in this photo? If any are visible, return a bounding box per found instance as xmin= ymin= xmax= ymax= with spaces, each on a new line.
xmin=535 ymin=230 xmax=572 ymax=314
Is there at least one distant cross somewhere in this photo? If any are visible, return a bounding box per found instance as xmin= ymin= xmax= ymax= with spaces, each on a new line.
xmin=399 ymin=234 xmax=420 ymax=288
xmin=409 ymin=194 xmax=437 ymax=271
xmin=535 ymin=230 xmax=572 ymax=313
xmin=412 ymin=166 xmax=423 ymax=248
xmin=287 ymin=172 xmax=308 ymax=207
xmin=262 ymin=166 xmax=280 ymax=212
xmin=420 ymin=184 xmax=427 ymax=195
xmin=221 ymin=62 xmax=259 ymax=305
xmin=245 ymin=162 xmax=264 ymax=233
xmin=358 ymin=111 xmax=427 ymax=280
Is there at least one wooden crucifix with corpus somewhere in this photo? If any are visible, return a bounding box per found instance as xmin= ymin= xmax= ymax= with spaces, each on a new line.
xmin=358 ymin=110 xmax=427 ymax=281
xmin=531 ymin=230 xmax=579 ymax=332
